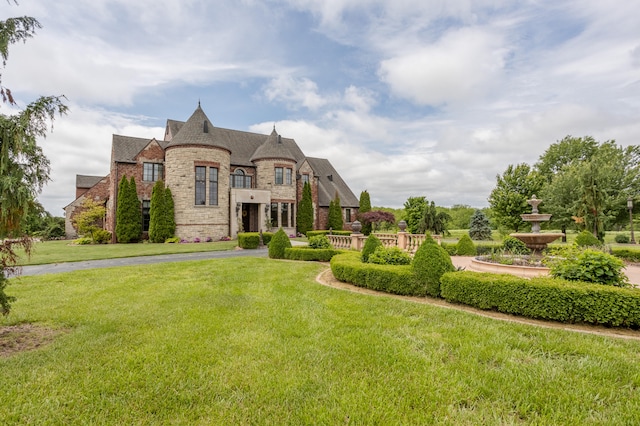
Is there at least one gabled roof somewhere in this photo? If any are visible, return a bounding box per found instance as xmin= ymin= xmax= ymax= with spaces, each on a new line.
xmin=112 ymin=135 xmax=169 ymax=163
xmin=306 ymin=157 xmax=359 ymax=208
xmin=76 ymin=175 xmax=104 ymax=189
xmin=250 ymin=128 xmax=297 ymax=162
xmin=166 ymin=105 xmax=230 ymax=152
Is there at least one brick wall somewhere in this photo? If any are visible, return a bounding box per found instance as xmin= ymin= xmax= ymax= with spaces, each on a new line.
xmin=64 ymin=176 xmax=111 ymax=238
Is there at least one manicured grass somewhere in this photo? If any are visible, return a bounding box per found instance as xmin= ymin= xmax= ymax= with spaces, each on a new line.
xmin=2 ymin=258 xmax=640 ymax=424
xmin=16 ymin=239 xmax=239 ymax=265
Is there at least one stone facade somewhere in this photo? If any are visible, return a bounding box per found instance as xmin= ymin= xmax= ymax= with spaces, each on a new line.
xmin=65 ymin=104 xmax=360 ymax=241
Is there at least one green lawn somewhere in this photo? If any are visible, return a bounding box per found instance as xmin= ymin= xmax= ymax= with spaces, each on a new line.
xmin=2 ymin=258 xmax=640 ymax=424
xmin=16 ymin=239 xmax=239 ymax=265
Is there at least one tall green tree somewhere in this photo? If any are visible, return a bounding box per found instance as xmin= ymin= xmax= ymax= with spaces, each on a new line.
xmin=72 ymin=199 xmax=106 ymax=242
xmin=358 ymin=190 xmax=372 ymax=235
xmin=0 ymin=3 xmax=67 ymax=314
xmin=447 ymin=204 xmax=476 ymax=229
xmin=537 ymin=137 xmax=640 ymax=240
xmin=418 ymin=200 xmax=450 ymax=235
xmin=296 ymin=181 xmax=313 ymax=235
xmin=488 ymin=163 xmax=544 ymax=232
xmin=116 ymin=176 xmax=141 ymax=243
xmin=149 ymin=180 xmax=175 ymax=243
xmin=403 ymin=196 xmax=427 ymax=234
xmin=327 ymin=193 xmax=343 ymax=231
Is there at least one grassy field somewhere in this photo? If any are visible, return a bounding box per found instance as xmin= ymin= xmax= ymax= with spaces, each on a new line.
xmin=2 ymin=257 xmax=640 ymax=424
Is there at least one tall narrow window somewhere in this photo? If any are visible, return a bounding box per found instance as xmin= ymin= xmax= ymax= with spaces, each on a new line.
xmin=142 ymin=200 xmax=151 ymax=232
xmin=195 ymin=166 xmax=206 ymax=205
xmin=270 ymin=203 xmax=278 ymax=228
xmin=275 ymin=167 xmax=283 ymax=185
xmin=285 ymin=168 xmax=292 ymax=185
xmin=345 ymin=208 xmax=351 ymax=223
xmin=301 ymin=174 xmax=309 ymax=185
xmin=281 ymin=203 xmax=289 ymax=227
xmin=209 ymin=167 xmax=218 ymax=206
xmin=143 ymin=163 xmax=163 ymax=182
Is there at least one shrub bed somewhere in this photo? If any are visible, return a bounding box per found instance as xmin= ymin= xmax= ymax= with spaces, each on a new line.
xmin=238 ymin=232 xmax=273 ymax=249
xmin=330 ymin=252 xmax=423 ymax=296
xmin=284 ymin=247 xmax=345 ymax=262
xmin=440 ymin=271 xmax=640 ymax=328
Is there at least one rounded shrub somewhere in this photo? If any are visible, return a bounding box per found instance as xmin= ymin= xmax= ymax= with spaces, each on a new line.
xmin=549 ymin=248 xmax=629 ymax=287
xmin=615 ymin=234 xmax=630 ymax=244
xmin=412 ymin=241 xmax=455 ymax=298
xmin=575 ymin=230 xmax=602 ymax=247
xmin=502 ymin=236 xmax=531 ymax=255
xmin=268 ymin=228 xmax=292 ymax=259
xmin=93 ymin=229 xmax=112 ymax=244
xmin=455 ymin=234 xmax=477 ymax=256
xmin=361 ymin=234 xmax=383 ymax=263
xmin=367 ymin=246 xmax=412 ymax=265
xmin=308 ymin=235 xmax=332 ymax=249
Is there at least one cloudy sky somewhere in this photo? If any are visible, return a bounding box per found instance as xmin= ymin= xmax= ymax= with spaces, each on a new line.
xmin=4 ymin=0 xmax=640 ymax=216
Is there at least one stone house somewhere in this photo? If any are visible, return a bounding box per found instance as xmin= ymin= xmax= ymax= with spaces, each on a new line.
xmin=64 ymin=104 xmax=359 ymax=241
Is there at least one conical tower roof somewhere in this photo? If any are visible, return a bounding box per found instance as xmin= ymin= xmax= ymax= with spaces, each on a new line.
xmin=166 ymin=104 xmax=230 ymax=151
xmin=250 ymin=127 xmax=297 ymax=162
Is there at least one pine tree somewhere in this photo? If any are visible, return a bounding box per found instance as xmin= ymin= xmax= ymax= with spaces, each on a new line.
xmin=328 ymin=194 xmax=343 ymax=231
xmin=115 ymin=176 xmax=129 ymax=242
xmin=296 ymin=181 xmax=314 ymax=235
xmin=358 ymin=190 xmax=372 ymax=235
xmin=468 ymin=209 xmax=492 ymax=240
xmin=127 ymin=176 xmax=142 ymax=241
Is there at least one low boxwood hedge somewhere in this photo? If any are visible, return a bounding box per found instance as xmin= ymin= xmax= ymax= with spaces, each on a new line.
xmin=612 ymin=248 xmax=640 ymax=263
xmin=306 ymin=230 xmax=351 ymax=238
xmin=330 ymin=251 xmax=423 ymax=296
xmin=440 ymin=271 xmax=640 ymax=328
xmin=238 ymin=232 xmax=273 ymax=249
xmin=284 ymin=247 xmax=345 ymax=262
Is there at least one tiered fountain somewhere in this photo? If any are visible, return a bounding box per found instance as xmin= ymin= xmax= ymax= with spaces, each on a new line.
xmin=510 ymin=195 xmax=564 ymax=253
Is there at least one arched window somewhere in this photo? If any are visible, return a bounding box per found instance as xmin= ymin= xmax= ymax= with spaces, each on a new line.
xmin=232 ymin=169 xmax=252 ymax=188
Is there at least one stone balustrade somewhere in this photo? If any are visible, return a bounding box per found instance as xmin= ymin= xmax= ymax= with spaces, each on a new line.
xmin=326 ymin=232 xmax=441 ymax=253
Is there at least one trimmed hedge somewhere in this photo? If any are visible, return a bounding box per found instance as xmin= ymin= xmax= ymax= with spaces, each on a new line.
xmin=284 ymin=247 xmax=345 ymax=262
xmin=455 ymin=234 xmax=477 ymax=256
xmin=441 ymin=271 xmax=640 ymax=328
xmin=307 ymin=230 xmax=351 ymax=238
xmin=269 ymin=228 xmax=291 ymax=259
xmin=612 ymin=248 xmax=640 ymax=263
xmin=238 ymin=232 xmax=274 ymax=249
xmin=330 ymin=252 xmax=424 ymax=296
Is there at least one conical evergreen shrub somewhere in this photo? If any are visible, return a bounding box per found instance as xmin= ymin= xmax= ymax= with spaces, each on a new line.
xmin=412 ymin=240 xmax=455 ymax=297
xmin=268 ymin=228 xmax=292 ymax=259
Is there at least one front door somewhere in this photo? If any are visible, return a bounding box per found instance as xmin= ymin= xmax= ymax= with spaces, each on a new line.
xmin=241 ymin=204 xmax=259 ymax=232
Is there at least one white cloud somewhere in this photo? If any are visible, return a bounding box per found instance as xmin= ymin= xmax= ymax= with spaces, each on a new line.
xmin=379 ymin=27 xmax=507 ymax=106
xmin=263 ymin=76 xmax=329 ymax=111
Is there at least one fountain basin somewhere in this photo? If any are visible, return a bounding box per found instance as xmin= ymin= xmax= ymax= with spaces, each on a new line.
xmin=510 ymin=232 xmax=565 ymax=252
xmin=469 ymin=257 xmax=550 ymax=279
xmin=521 ymin=214 xmax=552 ymax=222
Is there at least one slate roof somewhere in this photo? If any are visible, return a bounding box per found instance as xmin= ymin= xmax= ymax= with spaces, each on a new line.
xmin=76 ymin=175 xmax=104 ymax=189
xmin=250 ymin=128 xmax=297 ymax=162
xmin=109 ymin=105 xmax=356 ymax=208
xmin=306 ymin=157 xmax=359 ymax=208
xmin=112 ymin=135 xmax=169 ymax=163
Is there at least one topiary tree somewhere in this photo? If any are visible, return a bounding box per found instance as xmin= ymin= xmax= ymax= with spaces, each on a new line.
xmin=149 ymin=180 xmax=174 ymax=243
xmin=455 ymin=234 xmax=477 ymax=256
xmin=164 ymin=186 xmax=176 ymax=238
xmin=361 ymin=234 xmax=382 ymax=263
xmin=328 ymin=194 xmax=343 ymax=231
xmin=358 ymin=190 xmax=372 ymax=235
xmin=412 ymin=240 xmax=455 ymax=297
xmin=297 ymin=181 xmax=314 ymax=235
xmin=268 ymin=228 xmax=292 ymax=259
xmin=469 ymin=209 xmax=492 ymax=240
xmin=115 ymin=175 xmax=141 ymax=243
xmin=575 ymin=230 xmax=603 ymax=247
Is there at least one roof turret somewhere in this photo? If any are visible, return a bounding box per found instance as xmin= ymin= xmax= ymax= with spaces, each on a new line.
xmin=166 ymin=104 xmax=230 ymax=151
xmin=250 ymin=127 xmax=297 ymax=162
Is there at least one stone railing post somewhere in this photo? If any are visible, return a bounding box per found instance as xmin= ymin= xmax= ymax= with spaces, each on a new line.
xmin=397 ymin=231 xmax=408 ymax=251
xmin=350 ymin=220 xmax=363 ymax=251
